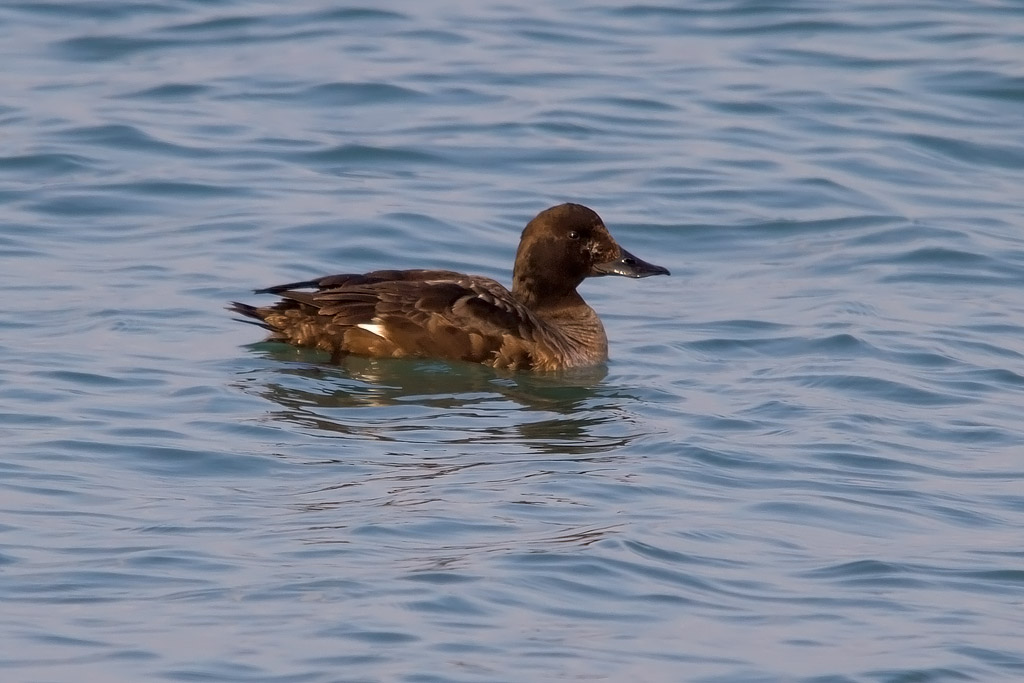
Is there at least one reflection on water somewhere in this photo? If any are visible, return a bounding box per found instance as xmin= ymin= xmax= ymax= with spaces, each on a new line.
xmin=231 ymin=347 xmax=637 ymax=569
xmin=233 ymin=342 xmax=642 ymax=456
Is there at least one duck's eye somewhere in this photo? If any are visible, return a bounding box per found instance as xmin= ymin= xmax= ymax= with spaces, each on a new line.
xmin=568 ymin=230 xmax=580 ymax=240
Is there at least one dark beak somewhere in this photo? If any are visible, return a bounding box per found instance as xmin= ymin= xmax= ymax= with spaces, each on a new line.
xmin=592 ymin=247 xmax=670 ymax=278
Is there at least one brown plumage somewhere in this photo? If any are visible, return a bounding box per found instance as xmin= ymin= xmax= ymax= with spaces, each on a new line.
xmin=229 ymin=203 xmax=669 ymax=371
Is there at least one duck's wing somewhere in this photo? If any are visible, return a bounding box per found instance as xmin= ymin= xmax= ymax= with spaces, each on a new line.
xmin=234 ymin=270 xmax=548 ymax=367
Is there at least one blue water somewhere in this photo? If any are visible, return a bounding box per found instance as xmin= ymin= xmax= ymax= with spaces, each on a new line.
xmin=2 ymin=1 xmax=1024 ymax=681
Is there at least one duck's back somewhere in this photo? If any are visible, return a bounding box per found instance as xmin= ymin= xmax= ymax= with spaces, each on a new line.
xmin=230 ymin=269 xmax=569 ymax=370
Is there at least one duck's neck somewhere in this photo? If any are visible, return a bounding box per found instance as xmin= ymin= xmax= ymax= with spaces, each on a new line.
xmin=526 ymin=290 xmax=609 ymax=360
xmin=512 ymin=272 xmax=582 ymax=310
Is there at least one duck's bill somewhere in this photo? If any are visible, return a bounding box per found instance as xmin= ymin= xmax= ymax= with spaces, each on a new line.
xmin=592 ymin=248 xmax=670 ymax=278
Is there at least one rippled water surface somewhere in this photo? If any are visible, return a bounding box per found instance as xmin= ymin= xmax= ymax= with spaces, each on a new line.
xmin=3 ymin=2 xmax=1024 ymax=681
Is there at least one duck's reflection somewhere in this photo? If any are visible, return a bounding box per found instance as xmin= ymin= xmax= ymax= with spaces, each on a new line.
xmin=233 ymin=342 xmax=641 ymax=456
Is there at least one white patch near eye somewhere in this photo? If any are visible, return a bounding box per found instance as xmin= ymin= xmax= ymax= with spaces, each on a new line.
xmin=357 ymin=322 xmax=388 ymax=339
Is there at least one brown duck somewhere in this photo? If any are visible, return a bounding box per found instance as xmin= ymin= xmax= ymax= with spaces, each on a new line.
xmin=230 ymin=203 xmax=669 ymax=371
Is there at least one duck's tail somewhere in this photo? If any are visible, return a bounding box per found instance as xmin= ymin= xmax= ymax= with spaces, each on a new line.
xmin=227 ymin=301 xmax=274 ymax=331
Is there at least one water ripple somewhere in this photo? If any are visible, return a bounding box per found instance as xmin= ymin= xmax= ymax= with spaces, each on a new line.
xmin=2 ymin=1 xmax=1024 ymax=682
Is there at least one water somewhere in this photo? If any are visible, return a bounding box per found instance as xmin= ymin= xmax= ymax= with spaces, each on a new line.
xmin=2 ymin=1 xmax=1024 ymax=681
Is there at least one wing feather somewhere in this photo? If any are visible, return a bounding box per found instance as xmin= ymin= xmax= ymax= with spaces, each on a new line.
xmin=249 ymin=270 xmax=553 ymax=368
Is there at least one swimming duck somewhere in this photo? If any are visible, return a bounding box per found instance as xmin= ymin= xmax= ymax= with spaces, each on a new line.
xmin=230 ymin=203 xmax=669 ymax=371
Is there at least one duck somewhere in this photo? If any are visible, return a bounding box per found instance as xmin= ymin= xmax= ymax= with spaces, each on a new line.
xmin=229 ymin=203 xmax=669 ymax=371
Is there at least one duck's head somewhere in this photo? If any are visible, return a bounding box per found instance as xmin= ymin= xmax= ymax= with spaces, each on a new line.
xmin=512 ymin=203 xmax=669 ymax=306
